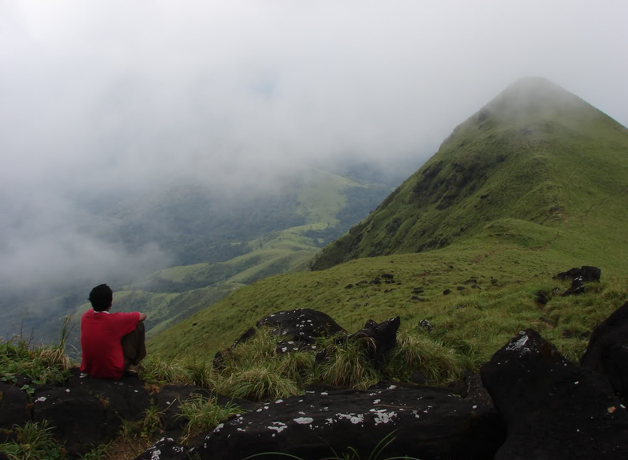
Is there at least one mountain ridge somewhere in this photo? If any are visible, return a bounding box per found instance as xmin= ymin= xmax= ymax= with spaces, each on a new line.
xmin=311 ymin=77 xmax=628 ymax=270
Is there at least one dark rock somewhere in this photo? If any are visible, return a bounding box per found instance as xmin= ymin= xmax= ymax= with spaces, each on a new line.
xmin=417 ymin=319 xmax=433 ymax=333
xmin=443 ymin=289 xmax=452 ymax=295
xmin=491 ymin=279 xmax=498 ymax=285
xmin=464 ymin=279 xmax=477 ymax=285
xmin=412 ymin=371 xmax=427 ymax=385
xmin=481 ymin=329 xmax=628 ymax=459
xmin=32 ymin=369 xmax=151 ymax=457
xmin=456 ymin=286 xmax=465 ymax=291
xmin=345 ymin=284 xmax=354 ymax=289
xmin=33 ymin=386 xmax=113 ymax=457
xmin=197 ymin=386 xmax=504 ymax=460
xmin=535 ymin=291 xmax=549 ymax=304
xmin=554 ymin=266 xmax=601 ymax=282
xmin=411 ymin=295 xmax=420 ymax=300
xmin=381 ymin=273 xmax=394 ymax=280
xmin=562 ymin=276 xmax=585 ymax=296
xmin=369 ymin=278 xmax=381 ymax=285
xmin=581 ymin=301 xmax=628 ymax=403
xmin=134 ymin=437 xmax=192 ymax=460
xmin=0 ymin=383 xmax=31 ymax=429
xmin=341 ymin=317 xmax=400 ymax=364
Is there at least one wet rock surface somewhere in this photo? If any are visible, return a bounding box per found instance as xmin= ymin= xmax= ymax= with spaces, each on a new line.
xmin=481 ymin=329 xmax=628 ymax=460
xmin=581 ymin=300 xmax=628 ymax=404
xmin=197 ymin=385 xmax=505 ymax=460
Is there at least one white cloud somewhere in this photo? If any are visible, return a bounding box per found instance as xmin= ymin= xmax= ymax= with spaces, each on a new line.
xmin=0 ymin=0 xmax=626 ymax=289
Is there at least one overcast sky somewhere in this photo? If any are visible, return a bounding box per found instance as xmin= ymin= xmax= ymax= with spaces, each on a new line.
xmin=1 ymin=0 xmax=627 ymax=291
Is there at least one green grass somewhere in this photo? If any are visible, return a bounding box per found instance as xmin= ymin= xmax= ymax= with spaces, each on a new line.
xmin=0 ymin=421 xmax=68 ymax=460
xmin=0 ymin=318 xmax=72 ymax=386
xmin=177 ymin=396 xmax=243 ymax=442
xmin=312 ymin=78 xmax=628 ymax=270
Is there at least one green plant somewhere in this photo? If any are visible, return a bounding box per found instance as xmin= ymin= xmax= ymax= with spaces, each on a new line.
xmin=0 ymin=421 xmax=68 ymax=460
xmin=176 ymin=395 xmax=243 ymax=443
xmin=141 ymin=404 xmax=164 ymax=438
xmin=387 ymin=332 xmax=463 ymax=385
xmin=79 ymin=442 xmax=112 ymax=460
xmin=316 ymin=338 xmax=381 ymax=390
xmin=0 ymin=317 xmax=73 ymax=387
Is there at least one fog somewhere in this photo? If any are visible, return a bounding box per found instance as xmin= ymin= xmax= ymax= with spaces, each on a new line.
xmin=1 ymin=0 xmax=627 ymax=294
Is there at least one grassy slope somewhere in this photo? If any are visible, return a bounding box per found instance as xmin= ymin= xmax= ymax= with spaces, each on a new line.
xmin=150 ymin=78 xmax=628 ymax=369
xmin=311 ymin=77 xmax=628 ymax=270
xmin=60 ymin=168 xmax=388 ymax=344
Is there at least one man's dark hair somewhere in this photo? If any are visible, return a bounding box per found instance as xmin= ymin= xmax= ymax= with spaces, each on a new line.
xmin=89 ymin=284 xmax=113 ymax=312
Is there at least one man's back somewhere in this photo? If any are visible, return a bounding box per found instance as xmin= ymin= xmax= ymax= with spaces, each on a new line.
xmin=80 ymin=309 xmax=140 ymax=379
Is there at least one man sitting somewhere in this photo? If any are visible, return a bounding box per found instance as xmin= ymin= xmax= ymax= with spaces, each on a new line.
xmin=80 ymin=284 xmax=147 ymax=379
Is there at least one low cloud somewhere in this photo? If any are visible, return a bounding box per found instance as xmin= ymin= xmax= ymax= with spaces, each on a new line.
xmin=0 ymin=0 xmax=626 ymax=294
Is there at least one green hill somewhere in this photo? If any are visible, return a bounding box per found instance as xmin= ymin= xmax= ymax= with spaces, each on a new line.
xmin=35 ymin=166 xmax=395 ymax=349
xmin=312 ymin=77 xmax=628 ymax=269
xmin=149 ymin=77 xmax=628 ymax=368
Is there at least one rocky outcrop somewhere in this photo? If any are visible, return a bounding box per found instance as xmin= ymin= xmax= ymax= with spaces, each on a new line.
xmin=215 ymin=309 xmax=346 ymax=368
xmin=337 ymin=317 xmax=400 ymax=365
xmin=481 ymin=329 xmax=628 ymax=460
xmin=195 ymin=384 xmax=504 ymax=460
xmin=32 ymin=369 xmax=150 ymax=456
xmin=0 ymin=383 xmax=31 ymax=431
xmin=553 ymin=266 xmax=601 ymax=282
xmin=581 ymin=300 xmax=628 ymax=404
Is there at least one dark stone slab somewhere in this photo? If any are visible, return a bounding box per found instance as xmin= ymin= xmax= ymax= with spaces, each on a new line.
xmin=0 ymin=383 xmax=32 ymax=430
xmin=554 ymin=266 xmax=601 ymax=282
xmin=134 ymin=437 xmax=192 ymax=460
xmin=581 ymin=300 xmax=628 ymax=403
xmin=481 ymin=329 xmax=628 ymax=460
xmin=197 ymin=385 xmax=504 ymax=460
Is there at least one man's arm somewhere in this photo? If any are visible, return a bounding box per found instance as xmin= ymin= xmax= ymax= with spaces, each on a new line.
xmin=138 ymin=313 xmax=147 ymax=322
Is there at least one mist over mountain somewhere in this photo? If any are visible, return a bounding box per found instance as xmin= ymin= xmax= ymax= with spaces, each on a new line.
xmin=1 ymin=1 xmax=627 ymax=339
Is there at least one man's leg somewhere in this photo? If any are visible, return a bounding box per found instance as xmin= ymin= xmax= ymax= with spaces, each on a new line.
xmin=121 ymin=321 xmax=147 ymax=368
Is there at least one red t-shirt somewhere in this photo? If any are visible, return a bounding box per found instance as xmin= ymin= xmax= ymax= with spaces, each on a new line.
xmin=80 ymin=310 xmax=140 ymax=379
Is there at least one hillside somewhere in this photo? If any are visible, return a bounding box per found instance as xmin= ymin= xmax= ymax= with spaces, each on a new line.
xmin=149 ymin=77 xmax=628 ymax=367
xmin=31 ymin=165 xmax=399 ymax=348
xmin=312 ymin=77 xmax=628 ymax=269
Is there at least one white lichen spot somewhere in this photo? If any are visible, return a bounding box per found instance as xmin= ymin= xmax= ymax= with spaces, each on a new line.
xmin=373 ymin=399 xmax=381 ymax=404
xmin=337 ymin=413 xmax=365 ymax=424
xmin=275 ymin=399 xmax=284 ymax=404
xmin=36 ymin=397 xmax=47 ymax=402
xmin=387 ymin=385 xmax=397 ymax=390
xmin=293 ymin=417 xmax=314 ymax=424
xmin=65 ymin=389 xmax=70 ymax=393
xmin=506 ymin=331 xmax=530 ymax=354
xmin=214 ymin=423 xmax=224 ymax=433
xmin=374 ymin=411 xmax=397 ymax=425
xmin=281 ymin=347 xmax=288 ymax=353
xmin=268 ymin=422 xmax=288 ymax=433
xmin=320 ymin=392 xmax=328 ymax=396
xmin=237 ymin=428 xmax=246 ymax=432
xmin=150 ymin=450 xmax=161 ymax=460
